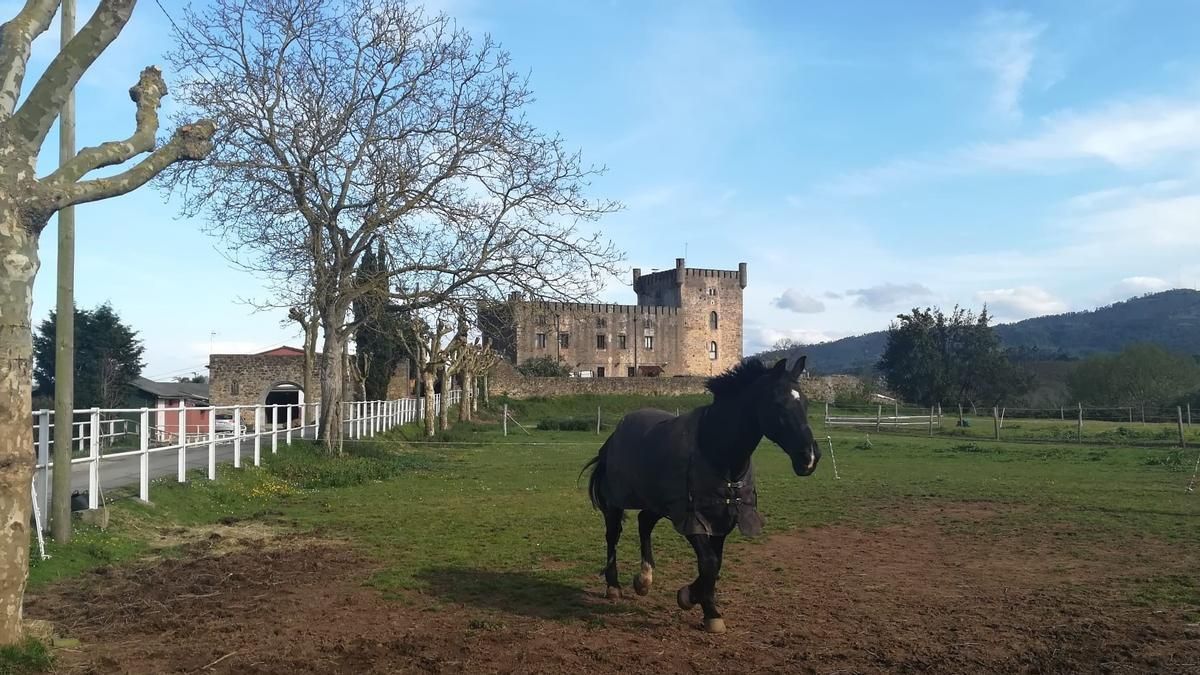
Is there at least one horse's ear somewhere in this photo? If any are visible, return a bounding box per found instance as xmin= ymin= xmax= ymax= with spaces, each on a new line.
xmin=789 ymin=355 xmax=807 ymax=378
xmin=772 ymin=358 xmax=789 ymax=374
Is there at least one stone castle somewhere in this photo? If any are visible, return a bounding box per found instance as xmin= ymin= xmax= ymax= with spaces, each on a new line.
xmin=481 ymin=258 xmax=747 ymax=378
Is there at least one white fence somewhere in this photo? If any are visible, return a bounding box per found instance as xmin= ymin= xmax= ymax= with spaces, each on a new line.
xmin=30 ymin=390 xmax=462 ymax=530
xmin=823 ymin=402 xmax=943 ymax=429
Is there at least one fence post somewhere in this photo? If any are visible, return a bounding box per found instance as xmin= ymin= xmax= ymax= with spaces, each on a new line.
xmin=503 ymin=404 xmax=509 ymax=436
xmin=937 ymin=403 xmax=942 ymax=425
xmin=139 ymin=408 xmax=150 ymax=502
xmin=1060 ymin=406 xmax=1064 ymax=420
xmin=1178 ymin=407 xmax=1186 ymax=447
xmin=1128 ymin=407 xmax=1133 ymax=424
xmin=271 ymin=405 xmax=279 ymax=454
xmin=929 ymin=407 xmax=934 ymax=437
xmin=958 ymin=404 xmax=964 ymax=427
xmin=233 ymin=405 xmax=242 ymax=468
xmin=1189 ymin=403 xmax=1193 ymax=429
xmin=286 ymin=404 xmax=294 ymax=445
xmin=992 ymin=407 xmax=999 ymax=441
xmin=1141 ymin=404 xmax=1146 ymax=426
xmin=208 ymin=408 xmax=217 ymax=480
xmin=824 ymin=401 xmax=829 ymax=422
xmin=177 ymin=400 xmax=187 ymax=483
xmin=893 ymin=401 xmax=899 ymax=422
xmin=300 ymin=402 xmax=307 ymax=441
xmin=1077 ymin=403 xmax=1083 ymax=443
xmin=254 ymin=405 xmax=262 ymax=466
xmin=314 ymin=402 xmax=321 ymax=437
xmin=37 ymin=410 xmax=50 ymax=530
xmin=597 ymin=406 xmax=601 ymax=435
xmin=371 ymin=401 xmax=377 ymax=438
xmin=89 ymin=408 xmax=101 ymax=509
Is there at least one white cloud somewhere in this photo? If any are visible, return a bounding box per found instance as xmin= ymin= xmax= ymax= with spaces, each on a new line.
xmin=749 ymin=327 xmax=846 ymax=354
xmin=772 ymin=289 xmax=825 ymax=313
xmin=1112 ymin=276 xmax=1170 ymax=298
xmin=845 ymin=282 xmax=933 ymax=310
xmin=976 ymin=286 xmax=1066 ymax=318
xmin=820 ymin=95 xmax=1200 ymax=196
xmin=969 ymin=10 xmax=1045 ymax=120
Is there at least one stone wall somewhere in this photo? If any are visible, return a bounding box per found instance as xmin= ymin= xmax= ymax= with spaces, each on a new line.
xmin=209 ymin=353 xmax=319 ymax=407
xmin=488 ymin=360 xmax=864 ymax=402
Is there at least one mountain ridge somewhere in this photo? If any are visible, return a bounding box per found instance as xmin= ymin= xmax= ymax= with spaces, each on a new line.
xmin=762 ymin=289 xmax=1200 ymax=374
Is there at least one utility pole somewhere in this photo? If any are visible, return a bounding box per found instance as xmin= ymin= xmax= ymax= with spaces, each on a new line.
xmin=51 ymin=0 xmax=77 ymax=542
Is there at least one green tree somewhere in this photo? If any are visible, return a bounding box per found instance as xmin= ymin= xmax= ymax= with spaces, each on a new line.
xmin=516 ymin=355 xmax=572 ymax=377
xmin=1068 ymin=343 xmax=1200 ymax=408
xmin=352 ymin=243 xmax=420 ymax=401
xmin=877 ymin=306 xmax=1029 ymax=407
xmin=33 ymin=303 xmax=146 ymax=409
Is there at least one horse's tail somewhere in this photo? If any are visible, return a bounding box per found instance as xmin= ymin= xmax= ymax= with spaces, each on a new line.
xmin=579 ymin=442 xmax=608 ymax=511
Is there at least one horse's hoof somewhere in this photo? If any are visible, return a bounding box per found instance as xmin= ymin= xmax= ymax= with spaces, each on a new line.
xmin=605 ymin=586 xmax=622 ymax=600
xmin=632 ymin=563 xmax=653 ymax=596
xmin=704 ymin=618 xmax=727 ymax=634
xmin=676 ymin=586 xmax=695 ymax=610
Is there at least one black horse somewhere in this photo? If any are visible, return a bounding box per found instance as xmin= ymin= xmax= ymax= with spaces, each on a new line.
xmin=581 ymin=355 xmax=820 ymax=633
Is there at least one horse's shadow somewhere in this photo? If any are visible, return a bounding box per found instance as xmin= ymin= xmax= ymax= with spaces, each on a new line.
xmin=415 ymin=567 xmax=640 ymax=622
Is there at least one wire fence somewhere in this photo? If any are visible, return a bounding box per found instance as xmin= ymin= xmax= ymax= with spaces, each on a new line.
xmin=820 ymin=401 xmax=1197 ymax=447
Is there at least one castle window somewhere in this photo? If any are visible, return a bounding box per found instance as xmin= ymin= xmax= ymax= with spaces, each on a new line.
xmin=596 ymin=317 xmax=607 ymax=329
xmin=708 ymin=288 xmax=717 ymax=296
xmin=709 ymin=311 xmax=718 ymax=330
xmin=618 ymin=334 xmax=627 ymax=350
xmin=558 ymin=332 xmax=570 ymax=349
xmin=535 ymin=333 xmax=547 ymax=349
xmin=709 ymin=342 xmax=718 ymax=360
xmin=644 ymin=335 xmax=655 ymax=350
xmin=596 ymin=334 xmax=607 ymax=350
xmin=535 ymin=314 xmax=548 ymax=326
xmin=230 ymin=381 xmax=240 ymax=395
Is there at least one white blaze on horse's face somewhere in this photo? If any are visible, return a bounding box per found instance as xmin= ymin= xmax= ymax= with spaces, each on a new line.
xmin=790 ymin=389 xmax=802 ymax=401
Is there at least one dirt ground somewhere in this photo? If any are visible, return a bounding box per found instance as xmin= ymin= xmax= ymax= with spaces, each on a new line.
xmin=26 ymin=502 xmax=1200 ymax=674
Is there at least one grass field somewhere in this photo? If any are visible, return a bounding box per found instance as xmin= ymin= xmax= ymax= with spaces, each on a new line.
xmin=15 ymin=393 xmax=1200 ymax=673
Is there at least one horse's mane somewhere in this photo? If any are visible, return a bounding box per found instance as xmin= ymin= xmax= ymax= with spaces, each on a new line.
xmin=705 ymin=358 xmax=772 ymax=399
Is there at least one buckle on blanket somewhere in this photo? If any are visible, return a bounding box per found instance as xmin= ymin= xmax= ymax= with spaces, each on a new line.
xmin=726 ymin=481 xmax=744 ymax=489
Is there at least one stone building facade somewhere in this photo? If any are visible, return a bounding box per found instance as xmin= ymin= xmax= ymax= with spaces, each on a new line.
xmin=208 ymin=346 xmax=319 ymax=409
xmin=481 ymin=259 xmax=747 ymax=378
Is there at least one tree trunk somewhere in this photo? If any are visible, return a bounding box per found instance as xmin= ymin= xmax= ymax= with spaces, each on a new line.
xmin=301 ymin=316 xmax=317 ymax=404
xmin=459 ymin=371 xmax=473 ymax=423
xmin=317 ymin=325 xmax=346 ymax=455
xmin=0 ymin=211 xmax=38 ymax=644
xmin=438 ymin=365 xmax=450 ymax=431
xmin=422 ymin=369 xmax=436 ymax=437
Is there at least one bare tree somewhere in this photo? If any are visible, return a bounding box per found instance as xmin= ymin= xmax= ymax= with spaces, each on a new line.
xmin=161 ymin=0 xmax=621 ymax=453
xmin=0 ymin=0 xmax=214 ymax=645
xmin=454 ymin=337 xmax=501 ymax=422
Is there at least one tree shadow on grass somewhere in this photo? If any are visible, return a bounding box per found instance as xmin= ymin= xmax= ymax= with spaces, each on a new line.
xmin=414 ymin=567 xmax=640 ymax=621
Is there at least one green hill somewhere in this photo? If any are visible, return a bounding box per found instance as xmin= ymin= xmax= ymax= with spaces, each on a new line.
xmin=763 ymin=289 xmax=1200 ymax=374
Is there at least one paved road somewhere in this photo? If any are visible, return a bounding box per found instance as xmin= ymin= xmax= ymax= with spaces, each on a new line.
xmin=33 ymin=423 xmax=361 ymax=513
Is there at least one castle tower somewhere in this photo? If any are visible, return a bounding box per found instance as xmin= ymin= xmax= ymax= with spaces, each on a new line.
xmin=633 ymin=258 xmax=746 ymax=376
xmin=675 ymin=259 xmax=746 ymax=376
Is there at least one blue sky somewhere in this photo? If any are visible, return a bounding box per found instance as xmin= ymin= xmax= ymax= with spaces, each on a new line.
xmin=19 ymin=0 xmax=1200 ymax=378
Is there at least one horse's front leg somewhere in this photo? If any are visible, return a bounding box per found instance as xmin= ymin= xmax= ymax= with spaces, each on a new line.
xmin=678 ymin=534 xmax=727 ymax=633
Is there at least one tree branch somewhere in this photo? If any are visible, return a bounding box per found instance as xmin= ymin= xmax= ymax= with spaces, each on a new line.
xmin=0 ymin=0 xmax=59 ymax=117
xmin=7 ymin=0 xmax=132 ymax=147
xmin=43 ymin=66 xmax=166 ymax=184
xmin=47 ymin=118 xmax=215 ymax=210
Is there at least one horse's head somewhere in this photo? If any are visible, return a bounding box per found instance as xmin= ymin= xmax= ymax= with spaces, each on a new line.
xmin=756 ymin=356 xmax=821 ymax=476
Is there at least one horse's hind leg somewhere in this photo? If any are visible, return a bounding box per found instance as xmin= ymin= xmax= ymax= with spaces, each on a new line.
xmin=633 ymin=510 xmax=662 ymax=595
xmin=603 ymin=507 xmax=624 ymax=599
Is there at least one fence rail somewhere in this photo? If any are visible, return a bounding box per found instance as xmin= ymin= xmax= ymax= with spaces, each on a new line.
xmin=819 ymin=401 xmax=1196 ymax=447
xmin=30 ymin=390 xmax=462 ymax=532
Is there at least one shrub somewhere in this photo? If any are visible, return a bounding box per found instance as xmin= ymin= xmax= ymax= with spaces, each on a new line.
xmin=538 ymin=418 xmax=594 ymax=431
xmin=262 ymin=442 xmax=432 ymax=489
xmin=516 ymin=356 xmax=572 ymax=377
xmin=0 ymin=638 xmax=53 ymax=675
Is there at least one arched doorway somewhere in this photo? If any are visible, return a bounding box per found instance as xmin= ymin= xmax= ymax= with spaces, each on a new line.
xmin=263 ymin=381 xmax=305 ymax=427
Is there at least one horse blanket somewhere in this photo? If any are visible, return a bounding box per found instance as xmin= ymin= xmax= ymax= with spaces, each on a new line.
xmin=598 ymin=409 xmax=765 ymax=537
